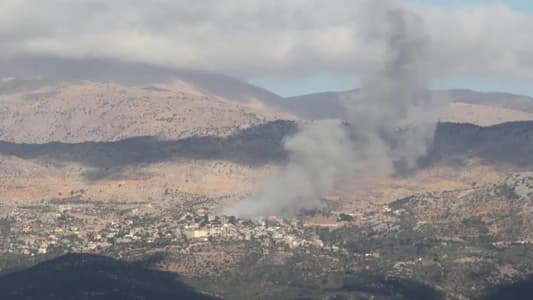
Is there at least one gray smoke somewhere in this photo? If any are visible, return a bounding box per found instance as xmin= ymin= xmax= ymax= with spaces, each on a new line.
xmin=223 ymin=120 xmax=354 ymax=217
xmin=346 ymin=5 xmax=442 ymax=175
xmin=224 ymin=2 xmax=444 ymax=218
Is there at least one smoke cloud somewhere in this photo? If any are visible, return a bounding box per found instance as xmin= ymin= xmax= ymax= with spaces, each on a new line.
xmin=346 ymin=5 xmax=442 ymax=175
xmin=223 ymin=121 xmax=354 ymax=217
xmin=224 ymin=2 xmax=445 ymax=218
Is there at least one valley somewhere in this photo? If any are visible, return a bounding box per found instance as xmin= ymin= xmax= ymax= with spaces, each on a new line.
xmin=3 ymin=1 xmax=533 ymax=299
xmin=1 ymin=69 xmax=533 ymax=299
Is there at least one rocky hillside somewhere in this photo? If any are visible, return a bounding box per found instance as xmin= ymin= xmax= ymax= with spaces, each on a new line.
xmin=390 ymin=172 xmax=533 ymax=241
xmin=0 ymin=120 xmax=297 ymax=175
xmin=431 ymin=121 xmax=533 ymax=167
xmin=0 ymin=80 xmax=285 ymax=143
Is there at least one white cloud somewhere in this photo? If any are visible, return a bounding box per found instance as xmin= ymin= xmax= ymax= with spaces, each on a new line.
xmin=1 ymin=0 xmax=532 ymax=81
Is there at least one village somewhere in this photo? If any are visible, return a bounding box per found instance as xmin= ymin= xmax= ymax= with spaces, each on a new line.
xmin=0 ymin=194 xmax=355 ymax=270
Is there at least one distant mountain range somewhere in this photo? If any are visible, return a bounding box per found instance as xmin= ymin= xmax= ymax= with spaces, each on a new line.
xmin=2 ymin=57 xmax=533 ymax=144
xmin=285 ymin=88 xmax=533 ymax=124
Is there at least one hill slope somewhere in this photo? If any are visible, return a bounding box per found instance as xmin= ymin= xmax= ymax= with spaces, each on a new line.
xmin=0 ymin=56 xmax=287 ymax=109
xmin=0 ymin=80 xmax=284 ymax=143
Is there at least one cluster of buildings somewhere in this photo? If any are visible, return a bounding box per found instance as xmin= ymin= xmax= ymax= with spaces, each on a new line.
xmin=178 ymin=210 xmax=325 ymax=250
xmin=0 ymin=199 xmax=346 ymax=261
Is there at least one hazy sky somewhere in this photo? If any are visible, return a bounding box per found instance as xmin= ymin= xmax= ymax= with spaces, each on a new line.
xmin=250 ymin=0 xmax=533 ymax=96
xmin=1 ymin=0 xmax=533 ymax=96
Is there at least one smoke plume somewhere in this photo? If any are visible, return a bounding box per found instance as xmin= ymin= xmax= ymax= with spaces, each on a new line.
xmin=224 ymin=2 xmax=444 ymax=218
xmin=346 ymin=5 xmax=441 ymax=175
xmin=223 ymin=121 xmax=354 ymax=217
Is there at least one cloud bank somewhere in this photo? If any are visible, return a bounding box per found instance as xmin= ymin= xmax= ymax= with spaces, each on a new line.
xmin=1 ymin=0 xmax=532 ymax=81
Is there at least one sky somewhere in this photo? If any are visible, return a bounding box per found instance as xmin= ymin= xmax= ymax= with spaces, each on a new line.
xmin=415 ymin=0 xmax=533 ymax=12
xmin=1 ymin=0 xmax=533 ymax=97
xmin=250 ymin=0 xmax=533 ymax=96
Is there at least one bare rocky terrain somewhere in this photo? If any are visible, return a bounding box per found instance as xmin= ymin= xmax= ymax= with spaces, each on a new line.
xmin=0 ymin=80 xmax=285 ymax=143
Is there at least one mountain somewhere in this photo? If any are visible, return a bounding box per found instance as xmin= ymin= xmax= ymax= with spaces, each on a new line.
xmin=439 ymin=89 xmax=533 ymax=113
xmin=286 ymin=89 xmax=533 ymax=125
xmin=284 ymin=90 xmax=351 ymax=120
xmin=441 ymin=102 xmax=533 ymax=127
xmin=0 ymin=80 xmax=287 ymax=144
xmin=0 ymin=56 xmax=287 ymax=109
xmin=4 ymin=56 xmax=533 ymax=136
xmin=431 ymin=121 xmax=533 ymax=167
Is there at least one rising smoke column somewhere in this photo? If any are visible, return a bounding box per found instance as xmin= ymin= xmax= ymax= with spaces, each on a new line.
xmin=223 ymin=120 xmax=354 ymax=218
xmin=346 ymin=4 xmax=442 ymax=175
xmin=224 ymin=2 xmax=443 ymax=218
